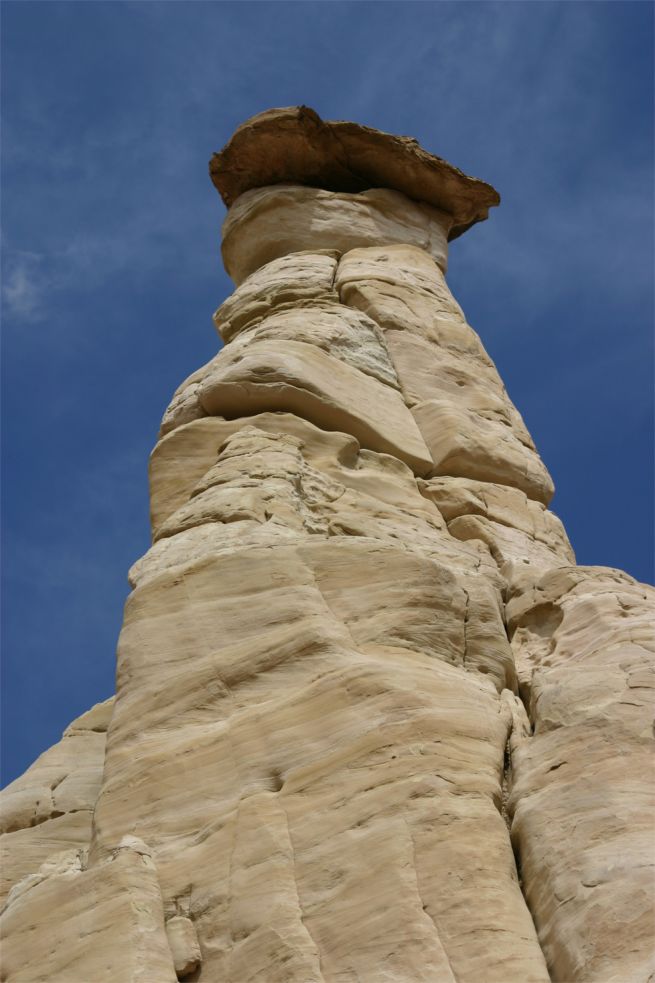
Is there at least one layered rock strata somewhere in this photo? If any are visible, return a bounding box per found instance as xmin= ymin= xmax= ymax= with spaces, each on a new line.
xmin=1 ymin=107 xmax=653 ymax=983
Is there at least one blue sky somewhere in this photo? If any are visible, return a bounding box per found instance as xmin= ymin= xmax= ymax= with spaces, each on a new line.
xmin=2 ymin=1 xmax=653 ymax=785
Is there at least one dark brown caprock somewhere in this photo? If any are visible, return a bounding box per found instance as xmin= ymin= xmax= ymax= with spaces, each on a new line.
xmin=209 ymin=105 xmax=500 ymax=238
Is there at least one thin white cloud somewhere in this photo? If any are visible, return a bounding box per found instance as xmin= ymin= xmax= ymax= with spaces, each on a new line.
xmin=2 ymin=250 xmax=49 ymax=321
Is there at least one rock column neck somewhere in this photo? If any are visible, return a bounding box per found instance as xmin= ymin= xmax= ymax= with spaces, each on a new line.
xmin=221 ymin=183 xmax=453 ymax=284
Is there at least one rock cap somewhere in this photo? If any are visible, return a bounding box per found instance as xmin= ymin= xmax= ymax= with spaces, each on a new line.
xmin=210 ymin=106 xmax=499 ymax=240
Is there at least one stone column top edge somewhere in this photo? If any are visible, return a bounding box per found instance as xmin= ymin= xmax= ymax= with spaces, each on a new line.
xmin=209 ymin=106 xmax=500 ymax=240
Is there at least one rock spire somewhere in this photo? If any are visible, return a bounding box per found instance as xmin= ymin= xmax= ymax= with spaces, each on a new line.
xmin=1 ymin=107 xmax=653 ymax=983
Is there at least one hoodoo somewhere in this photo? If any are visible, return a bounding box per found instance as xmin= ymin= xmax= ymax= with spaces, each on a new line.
xmin=2 ymin=107 xmax=653 ymax=983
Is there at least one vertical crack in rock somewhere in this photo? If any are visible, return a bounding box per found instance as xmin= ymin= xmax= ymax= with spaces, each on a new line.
xmin=275 ymin=791 xmax=327 ymax=983
xmin=405 ymin=821 xmax=459 ymax=983
xmin=500 ymin=739 xmax=512 ymax=832
xmin=503 ymin=568 xmax=654 ymax=982
xmin=2 ymin=107 xmax=652 ymax=983
xmin=501 ymin=691 xmax=554 ymax=981
xmin=461 ymin=586 xmax=470 ymax=671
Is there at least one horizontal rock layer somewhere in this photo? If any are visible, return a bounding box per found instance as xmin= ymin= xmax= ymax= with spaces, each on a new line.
xmin=221 ymin=185 xmax=451 ymax=283
xmin=165 ymin=237 xmax=555 ymax=505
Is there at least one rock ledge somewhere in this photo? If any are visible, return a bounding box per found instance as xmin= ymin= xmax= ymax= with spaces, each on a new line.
xmin=209 ymin=105 xmax=500 ymax=239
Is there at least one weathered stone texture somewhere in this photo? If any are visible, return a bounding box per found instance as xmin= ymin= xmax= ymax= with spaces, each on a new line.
xmin=0 ymin=699 xmax=113 ymax=907
xmin=2 ymin=108 xmax=652 ymax=983
xmin=209 ymin=106 xmax=499 ymax=236
xmin=507 ymin=567 xmax=655 ymax=983
xmin=1 ymin=839 xmax=176 ymax=983
xmin=221 ymin=185 xmax=451 ymax=283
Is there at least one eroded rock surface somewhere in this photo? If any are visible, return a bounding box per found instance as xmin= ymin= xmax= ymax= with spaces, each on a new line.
xmin=1 ymin=839 xmax=176 ymax=983
xmin=221 ymin=185 xmax=451 ymax=283
xmin=2 ymin=107 xmax=652 ymax=983
xmin=507 ymin=567 xmax=655 ymax=983
xmin=209 ymin=106 xmax=499 ymax=237
xmin=0 ymin=698 xmax=113 ymax=906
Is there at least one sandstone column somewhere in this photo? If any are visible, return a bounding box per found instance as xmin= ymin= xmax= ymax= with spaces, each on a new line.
xmin=1 ymin=107 xmax=653 ymax=983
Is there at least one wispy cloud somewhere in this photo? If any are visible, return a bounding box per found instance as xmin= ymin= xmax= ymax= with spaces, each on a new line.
xmin=2 ymin=249 xmax=46 ymax=320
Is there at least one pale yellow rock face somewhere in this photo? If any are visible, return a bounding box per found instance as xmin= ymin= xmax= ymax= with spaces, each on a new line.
xmin=92 ymin=539 xmax=543 ymax=982
xmin=197 ymin=339 xmax=433 ymax=475
xmin=222 ymin=185 xmax=451 ymax=283
xmin=507 ymin=567 xmax=655 ymax=983
xmin=1 ymin=839 xmax=176 ymax=983
xmin=3 ymin=109 xmax=653 ymax=983
xmin=420 ymin=475 xmax=574 ymax=588
xmin=213 ymin=250 xmax=340 ymax=344
xmin=0 ymin=698 xmax=113 ymax=906
xmin=336 ymin=243 xmax=555 ymax=505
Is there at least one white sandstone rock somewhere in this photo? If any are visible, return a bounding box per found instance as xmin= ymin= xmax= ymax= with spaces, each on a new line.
xmin=0 ymin=698 xmax=113 ymax=904
xmin=222 ymin=184 xmax=451 ymax=284
xmin=214 ymin=249 xmax=340 ymax=343
xmin=4 ymin=108 xmax=651 ymax=983
xmin=507 ymin=566 xmax=655 ymax=982
xmin=197 ymin=338 xmax=434 ymax=474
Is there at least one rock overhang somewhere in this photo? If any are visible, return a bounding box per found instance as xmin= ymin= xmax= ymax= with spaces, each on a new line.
xmin=209 ymin=106 xmax=500 ymax=240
